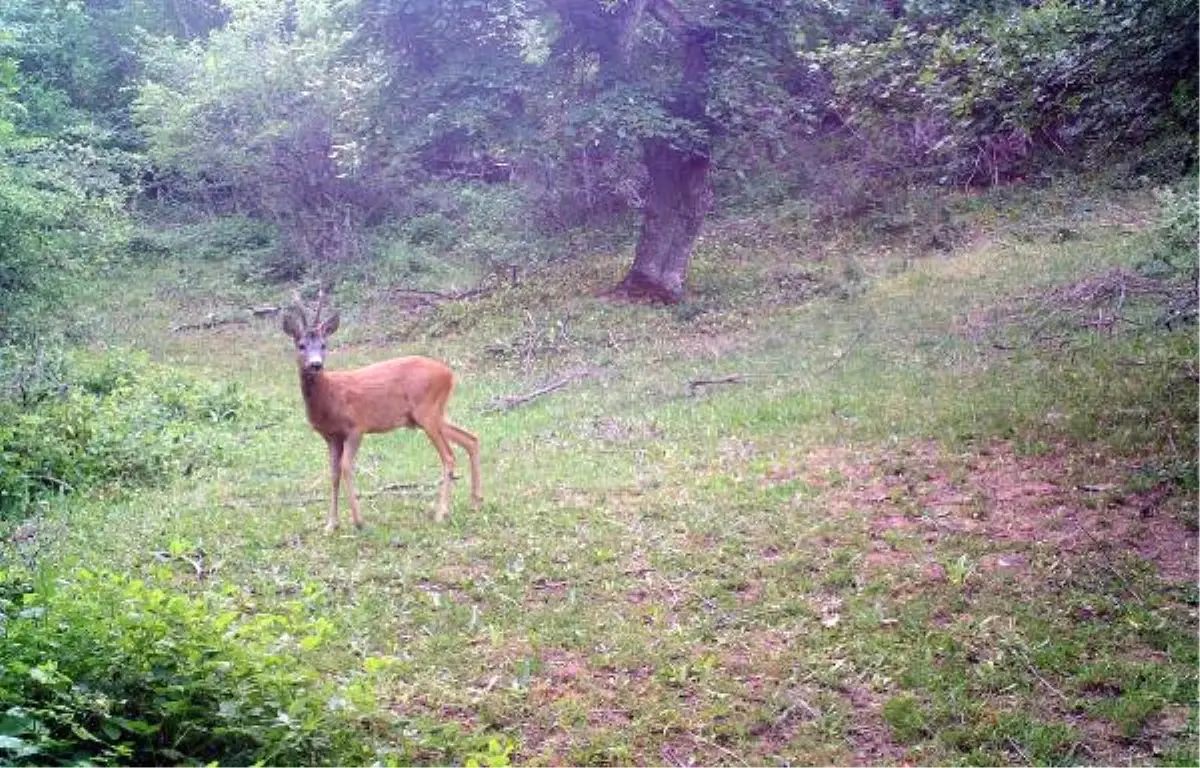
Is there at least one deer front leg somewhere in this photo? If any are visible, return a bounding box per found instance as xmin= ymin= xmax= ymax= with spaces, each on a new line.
xmin=340 ymin=432 xmax=364 ymax=529
xmin=326 ymin=437 xmax=344 ymax=533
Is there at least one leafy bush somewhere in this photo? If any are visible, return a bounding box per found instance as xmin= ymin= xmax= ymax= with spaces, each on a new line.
xmin=809 ymin=0 xmax=1197 ymax=190
xmin=0 ymin=134 xmax=138 ymax=345
xmin=127 ymin=216 xmax=277 ymax=265
xmin=0 ymin=350 xmax=266 ymax=522
xmin=0 ymin=567 xmax=377 ymax=766
xmin=1152 ymin=176 xmax=1200 ymax=277
xmin=365 ymin=182 xmax=552 ymax=289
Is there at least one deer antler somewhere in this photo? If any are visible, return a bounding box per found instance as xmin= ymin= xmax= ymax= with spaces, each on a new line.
xmin=290 ymin=289 xmax=310 ymax=327
xmin=313 ymin=286 xmax=326 ymax=327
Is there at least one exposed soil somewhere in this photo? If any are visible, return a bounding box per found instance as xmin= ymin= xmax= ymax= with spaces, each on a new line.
xmin=843 ymin=684 xmax=910 ymax=766
xmin=781 ymin=439 xmax=1198 ymax=586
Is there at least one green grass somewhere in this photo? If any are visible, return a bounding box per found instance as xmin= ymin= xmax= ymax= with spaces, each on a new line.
xmin=7 ymin=184 xmax=1198 ymax=765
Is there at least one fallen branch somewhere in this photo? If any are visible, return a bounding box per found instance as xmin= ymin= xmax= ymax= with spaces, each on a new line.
xmin=359 ymin=482 xmax=424 ymax=500
xmin=218 ymin=482 xmax=426 ymax=509
xmin=688 ymin=374 xmax=747 ymax=394
xmin=151 ymin=549 xmax=217 ymax=581
xmin=1159 ymin=290 xmax=1199 ymax=329
xmin=389 ymin=281 xmax=499 ymax=308
xmin=171 ymin=304 xmax=282 ymax=333
xmin=483 ymin=367 xmax=604 ymax=413
xmin=686 ymin=370 xmax=814 ymax=396
xmin=484 ymin=376 xmax=575 ymax=412
xmin=171 ymin=315 xmax=250 ymax=333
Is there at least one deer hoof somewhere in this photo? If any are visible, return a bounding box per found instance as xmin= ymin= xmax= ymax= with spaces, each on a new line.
xmin=324 ymin=521 xmax=339 ymax=534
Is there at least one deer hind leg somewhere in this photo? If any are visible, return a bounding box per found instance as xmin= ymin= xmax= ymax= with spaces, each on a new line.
xmin=417 ymin=421 xmax=456 ymax=522
xmin=325 ymin=437 xmax=344 ymax=533
xmin=340 ymin=432 xmax=365 ymax=529
xmin=444 ymin=422 xmax=482 ymax=511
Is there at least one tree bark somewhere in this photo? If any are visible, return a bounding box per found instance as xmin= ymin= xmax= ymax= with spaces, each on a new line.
xmin=613 ymin=138 xmax=712 ymax=303
xmin=613 ymin=18 xmax=713 ymax=304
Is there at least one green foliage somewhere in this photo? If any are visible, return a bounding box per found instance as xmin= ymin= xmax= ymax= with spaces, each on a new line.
xmin=465 ymin=737 xmax=515 ymax=767
xmin=0 ymin=350 xmax=266 ymax=522
xmin=0 ymin=2 xmax=145 ymax=346
xmin=1 ymin=0 xmax=227 ymax=137
xmin=0 ymin=566 xmax=376 ymax=766
xmin=362 ymin=182 xmax=548 ymax=289
xmin=881 ymin=694 xmax=928 ymax=743
xmin=126 ymin=215 xmax=281 ymax=286
xmin=1151 ymin=176 xmax=1200 ymax=277
xmin=0 ymin=133 xmax=139 ymax=344
xmin=354 ymin=0 xmax=534 ymax=173
xmin=134 ymin=0 xmax=385 ymax=271
xmin=809 ymin=0 xmax=1198 ymax=189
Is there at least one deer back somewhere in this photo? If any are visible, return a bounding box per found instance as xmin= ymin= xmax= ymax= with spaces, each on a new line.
xmin=302 ymin=356 xmax=454 ymax=437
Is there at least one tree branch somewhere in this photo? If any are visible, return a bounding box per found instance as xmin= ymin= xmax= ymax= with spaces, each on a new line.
xmin=483 ymin=367 xmax=604 ymax=413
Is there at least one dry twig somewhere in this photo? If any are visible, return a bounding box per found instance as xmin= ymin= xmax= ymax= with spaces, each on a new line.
xmin=483 ymin=367 xmax=604 ymax=412
xmin=171 ymin=315 xmax=251 ymax=333
xmin=484 ymin=377 xmax=576 ymax=412
xmin=218 ymin=482 xmax=426 ymax=509
xmin=687 ymin=373 xmax=747 ymax=394
xmin=962 ymin=268 xmax=1196 ymax=348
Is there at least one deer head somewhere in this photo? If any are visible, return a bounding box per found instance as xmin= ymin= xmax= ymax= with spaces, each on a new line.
xmin=282 ymin=290 xmax=340 ymax=372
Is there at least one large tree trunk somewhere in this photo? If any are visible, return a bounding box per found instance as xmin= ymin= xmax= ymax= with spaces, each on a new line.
xmin=613 ymin=138 xmax=712 ymax=303
xmin=613 ymin=18 xmax=713 ymax=304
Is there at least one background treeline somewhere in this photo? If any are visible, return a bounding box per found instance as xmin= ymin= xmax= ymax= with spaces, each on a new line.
xmin=1 ymin=0 xmax=1195 ymax=340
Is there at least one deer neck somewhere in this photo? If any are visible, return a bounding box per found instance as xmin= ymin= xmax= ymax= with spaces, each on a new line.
xmin=298 ymin=366 xmax=336 ymax=432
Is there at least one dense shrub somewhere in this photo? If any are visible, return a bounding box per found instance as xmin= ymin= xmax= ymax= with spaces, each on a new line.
xmin=0 ymin=350 xmax=266 ymax=522
xmin=0 ymin=125 xmax=141 ymax=344
xmin=363 ymin=182 xmax=554 ymax=287
xmin=0 ymin=567 xmax=376 ymax=766
xmin=809 ymin=0 xmax=1197 ymax=191
xmin=127 ymin=215 xmax=277 ymax=265
xmin=1152 ymin=176 xmax=1200 ymax=278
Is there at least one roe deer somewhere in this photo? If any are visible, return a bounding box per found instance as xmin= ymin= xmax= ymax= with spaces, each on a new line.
xmin=282 ymin=292 xmax=482 ymax=531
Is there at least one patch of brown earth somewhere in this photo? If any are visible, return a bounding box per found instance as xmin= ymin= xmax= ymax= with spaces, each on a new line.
xmin=843 ymin=684 xmax=910 ymax=766
xmin=720 ymin=628 xmax=795 ymax=677
xmin=862 ymin=547 xmax=915 ymax=573
xmin=525 ymin=576 xmax=571 ymax=606
xmin=781 ymin=440 xmax=1198 ymax=585
xmin=770 ymin=445 xmax=877 ymax=491
xmin=518 ymin=653 xmax=660 ymax=763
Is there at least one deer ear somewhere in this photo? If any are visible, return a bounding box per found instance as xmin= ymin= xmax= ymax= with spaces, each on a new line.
xmin=320 ymin=312 xmax=340 ymax=337
xmin=281 ymin=311 xmax=303 ymax=340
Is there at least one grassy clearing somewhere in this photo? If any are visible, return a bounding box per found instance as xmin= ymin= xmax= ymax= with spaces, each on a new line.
xmin=7 ymin=185 xmax=1197 ymax=765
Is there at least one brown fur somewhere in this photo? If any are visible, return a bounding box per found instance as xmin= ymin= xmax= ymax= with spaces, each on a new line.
xmin=284 ymin=308 xmax=482 ymax=531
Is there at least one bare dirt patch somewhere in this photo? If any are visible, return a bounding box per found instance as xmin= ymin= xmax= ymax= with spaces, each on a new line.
xmin=777 ymin=440 xmax=1198 ymax=584
xmin=842 ymin=684 xmax=910 ymax=766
